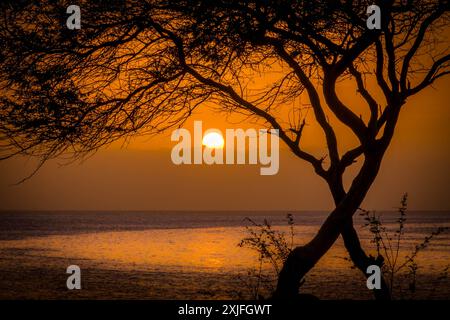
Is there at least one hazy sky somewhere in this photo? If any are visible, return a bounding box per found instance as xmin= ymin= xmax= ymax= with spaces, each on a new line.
xmin=0 ymin=77 xmax=449 ymax=211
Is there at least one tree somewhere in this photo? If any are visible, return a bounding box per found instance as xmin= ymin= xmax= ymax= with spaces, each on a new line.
xmin=0 ymin=0 xmax=449 ymax=300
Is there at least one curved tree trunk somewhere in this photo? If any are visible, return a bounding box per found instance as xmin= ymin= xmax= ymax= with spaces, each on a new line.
xmin=273 ymin=153 xmax=390 ymax=299
xmin=273 ymin=203 xmax=360 ymax=299
xmin=341 ymin=220 xmax=391 ymax=300
xmin=329 ymin=174 xmax=391 ymax=300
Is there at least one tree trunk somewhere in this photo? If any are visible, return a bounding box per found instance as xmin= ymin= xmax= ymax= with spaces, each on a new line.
xmin=273 ymin=154 xmax=389 ymax=299
xmin=328 ymin=173 xmax=391 ymax=300
xmin=341 ymin=220 xmax=391 ymax=300
xmin=273 ymin=203 xmax=357 ymax=299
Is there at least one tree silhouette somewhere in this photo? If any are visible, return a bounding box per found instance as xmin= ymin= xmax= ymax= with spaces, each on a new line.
xmin=0 ymin=0 xmax=449 ymax=300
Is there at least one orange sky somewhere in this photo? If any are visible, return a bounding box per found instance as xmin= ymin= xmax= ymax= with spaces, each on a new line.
xmin=0 ymin=74 xmax=449 ymax=211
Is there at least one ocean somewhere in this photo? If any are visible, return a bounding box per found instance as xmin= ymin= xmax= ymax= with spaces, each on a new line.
xmin=0 ymin=211 xmax=449 ymax=299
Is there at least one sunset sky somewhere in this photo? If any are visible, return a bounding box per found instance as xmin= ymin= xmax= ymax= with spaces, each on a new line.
xmin=0 ymin=76 xmax=449 ymax=212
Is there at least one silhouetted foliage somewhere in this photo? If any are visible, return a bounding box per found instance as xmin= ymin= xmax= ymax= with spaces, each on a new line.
xmin=238 ymin=214 xmax=301 ymax=299
xmin=359 ymin=194 xmax=449 ymax=299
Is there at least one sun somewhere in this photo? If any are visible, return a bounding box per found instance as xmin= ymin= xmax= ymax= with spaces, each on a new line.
xmin=202 ymin=131 xmax=224 ymax=149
